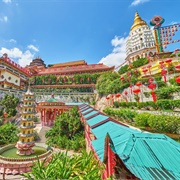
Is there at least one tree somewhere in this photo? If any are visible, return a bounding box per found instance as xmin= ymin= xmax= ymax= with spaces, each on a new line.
xmin=45 ymin=107 xmax=85 ymax=151
xmin=96 ymin=72 xmax=120 ymax=95
xmin=0 ymin=94 xmax=19 ymax=117
xmin=0 ymin=123 xmax=19 ymax=145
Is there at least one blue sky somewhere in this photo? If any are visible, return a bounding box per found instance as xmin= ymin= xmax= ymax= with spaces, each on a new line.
xmin=0 ymin=0 xmax=180 ymax=67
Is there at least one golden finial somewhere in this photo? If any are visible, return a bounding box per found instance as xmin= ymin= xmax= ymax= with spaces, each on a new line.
xmin=130 ymin=11 xmax=147 ymax=31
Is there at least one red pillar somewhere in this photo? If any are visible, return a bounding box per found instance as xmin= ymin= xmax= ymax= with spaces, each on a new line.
xmin=53 ymin=109 xmax=56 ymax=121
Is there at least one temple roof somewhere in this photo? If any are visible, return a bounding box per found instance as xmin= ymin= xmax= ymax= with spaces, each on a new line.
xmin=50 ymin=60 xmax=87 ymax=68
xmin=37 ymin=63 xmax=114 ymax=75
xmin=46 ymin=97 xmax=59 ymax=102
xmin=46 ymin=94 xmax=59 ymax=102
xmin=131 ymin=12 xmax=147 ymax=31
xmin=25 ymin=86 xmax=34 ymax=95
xmin=29 ymin=57 xmax=46 ymax=67
xmin=79 ymin=104 xmax=180 ymax=180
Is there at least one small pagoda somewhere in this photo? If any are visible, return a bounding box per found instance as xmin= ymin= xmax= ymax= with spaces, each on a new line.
xmin=16 ymin=87 xmax=36 ymax=155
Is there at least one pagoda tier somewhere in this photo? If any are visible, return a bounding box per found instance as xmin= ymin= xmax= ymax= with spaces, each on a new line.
xmin=16 ymin=88 xmax=36 ymax=156
xmin=29 ymin=57 xmax=46 ymax=67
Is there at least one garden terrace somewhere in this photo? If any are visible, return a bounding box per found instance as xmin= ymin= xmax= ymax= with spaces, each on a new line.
xmin=31 ymin=84 xmax=95 ymax=89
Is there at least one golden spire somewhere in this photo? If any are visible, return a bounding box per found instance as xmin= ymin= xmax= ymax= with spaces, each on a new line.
xmin=130 ymin=11 xmax=147 ymax=31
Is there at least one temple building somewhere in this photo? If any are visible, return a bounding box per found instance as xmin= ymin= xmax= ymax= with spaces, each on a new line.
xmin=27 ymin=59 xmax=114 ymax=93
xmin=16 ymin=87 xmax=36 ymax=155
xmin=125 ymin=12 xmax=156 ymax=63
xmin=0 ymin=53 xmax=30 ymax=90
xmin=36 ymin=94 xmax=73 ymax=126
xmin=27 ymin=59 xmax=114 ymax=76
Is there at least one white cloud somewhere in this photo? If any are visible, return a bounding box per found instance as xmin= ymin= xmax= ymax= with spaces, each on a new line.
xmin=131 ymin=0 xmax=150 ymax=6
xmin=0 ymin=16 xmax=8 ymax=22
xmin=9 ymin=39 xmax=16 ymax=43
xmin=169 ymin=21 xmax=179 ymax=25
xmin=98 ymin=36 xmax=128 ymax=68
xmin=0 ymin=47 xmax=34 ymax=67
xmin=27 ymin=44 xmax=39 ymax=52
xmin=2 ymin=0 xmax=12 ymax=3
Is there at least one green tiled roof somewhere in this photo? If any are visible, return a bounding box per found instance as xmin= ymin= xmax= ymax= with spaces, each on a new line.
xmin=80 ymin=104 xmax=180 ymax=179
xmin=91 ymin=121 xmax=139 ymax=161
xmin=46 ymin=97 xmax=59 ymax=102
xmin=82 ymin=108 xmax=93 ymax=114
xmin=86 ymin=114 xmax=108 ymax=127
xmin=92 ymin=121 xmax=180 ymax=179
xmin=84 ymin=110 xmax=98 ymax=119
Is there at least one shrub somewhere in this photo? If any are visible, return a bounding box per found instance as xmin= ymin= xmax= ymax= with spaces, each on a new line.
xmin=156 ymin=100 xmax=172 ymax=110
xmin=132 ymin=58 xmax=148 ymax=68
xmin=118 ymin=64 xmax=129 ymax=75
xmin=134 ymin=113 xmax=151 ymax=127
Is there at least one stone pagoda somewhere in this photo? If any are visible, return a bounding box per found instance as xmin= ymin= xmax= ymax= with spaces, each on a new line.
xmin=16 ymin=87 xmax=36 ymax=155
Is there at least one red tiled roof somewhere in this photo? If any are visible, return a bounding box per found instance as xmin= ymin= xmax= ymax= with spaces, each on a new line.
xmin=37 ymin=63 xmax=114 ymax=75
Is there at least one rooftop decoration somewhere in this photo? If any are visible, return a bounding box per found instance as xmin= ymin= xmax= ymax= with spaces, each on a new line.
xmin=150 ymin=15 xmax=180 ymax=53
xmin=131 ymin=12 xmax=147 ymax=31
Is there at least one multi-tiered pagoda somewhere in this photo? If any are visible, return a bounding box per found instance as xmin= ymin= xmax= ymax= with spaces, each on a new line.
xmin=16 ymin=87 xmax=36 ymax=155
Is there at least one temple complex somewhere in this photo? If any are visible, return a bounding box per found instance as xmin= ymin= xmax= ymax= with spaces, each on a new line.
xmin=16 ymin=87 xmax=36 ymax=155
xmin=126 ymin=12 xmax=156 ymax=63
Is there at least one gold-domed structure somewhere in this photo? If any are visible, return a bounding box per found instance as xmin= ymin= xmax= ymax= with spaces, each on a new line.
xmin=130 ymin=12 xmax=147 ymax=31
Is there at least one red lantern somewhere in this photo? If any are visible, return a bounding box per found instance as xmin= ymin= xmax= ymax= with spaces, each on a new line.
xmin=127 ymin=72 xmax=131 ymax=77
xmin=161 ymin=69 xmax=167 ymax=75
xmin=175 ymin=64 xmax=180 ymax=69
xmin=120 ymin=76 xmax=124 ymax=81
xmin=133 ymin=88 xmax=140 ymax=94
xmin=148 ymin=77 xmax=154 ymax=83
xmin=165 ymin=59 xmax=172 ymax=63
xmin=124 ymin=91 xmax=128 ymax=103
xmin=129 ymin=84 xmax=133 ymax=94
xmin=142 ymin=69 xmax=148 ymax=74
xmin=136 ymin=82 xmax=142 ymax=87
xmin=161 ymin=69 xmax=167 ymax=82
xmin=148 ymin=83 xmax=157 ymax=102
xmin=4 ymin=112 xmax=7 ymax=117
xmin=134 ymin=69 xmax=138 ymax=74
xmin=147 ymin=65 xmax=152 ymax=69
xmin=176 ymin=76 xmax=180 ymax=83
xmin=148 ymin=83 xmax=156 ymax=90
xmin=116 ymin=93 xmax=121 ymax=98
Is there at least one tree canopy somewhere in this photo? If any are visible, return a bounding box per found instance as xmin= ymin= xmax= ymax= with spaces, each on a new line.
xmin=0 ymin=94 xmax=19 ymax=117
xmin=45 ymin=107 xmax=85 ymax=151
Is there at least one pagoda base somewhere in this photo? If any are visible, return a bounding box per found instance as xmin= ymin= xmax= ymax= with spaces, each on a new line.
xmin=16 ymin=149 xmax=34 ymax=156
xmin=16 ymin=142 xmax=35 ymax=156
